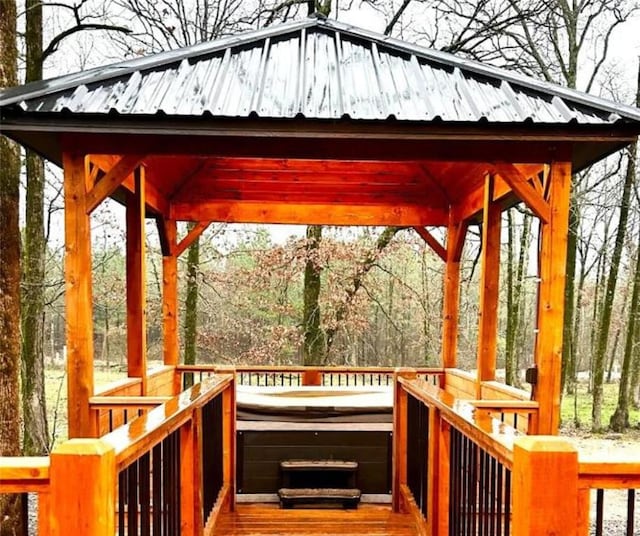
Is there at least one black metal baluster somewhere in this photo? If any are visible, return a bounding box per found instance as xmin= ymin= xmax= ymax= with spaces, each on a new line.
xmin=496 ymin=461 xmax=503 ymax=536
xmin=595 ymin=489 xmax=604 ymax=536
xmin=449 ymin=428 xmax=459 ymax=536
xmin=127 ymin=460 xmax=138 ymax=536
xmin=152 ymin=443 xmax=162 ymax=536
xmin=118 ymin=469 xmax=126 ymax=536
xmin=139 ymin=452 xmax=150 ymax=536
xmin=504 ymin=470 xmax=511 ymax=536
xmin=626 ymin=489 xmax=635 ymax=536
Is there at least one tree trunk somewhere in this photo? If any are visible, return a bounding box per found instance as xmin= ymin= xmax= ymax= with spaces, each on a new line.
xmin=302 ymin=225 xmax=325 ymax=366
xmin=561 ymin=199 xmax=578 ymax=395
xmin=610 ymin=65 xmax=640 ymax=431
xmin=183 ymin=226 xmax=200 ymax=387
xmin=592 ymin=146 xmax=635 ymax=431
xmin=20 ymin=0 xmax=49 ymax=457
xmin=325 ymin=226 xmax=401 ymax=357
xmin=0 ymin=0 xmax=26 ymax=531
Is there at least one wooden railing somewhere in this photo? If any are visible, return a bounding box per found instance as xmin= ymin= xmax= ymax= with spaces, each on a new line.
xmin=0 ymin=457 xmax=50 ymax=534
xmin=0 ymin=374 xmax=235 ymax=536
xmin=177 ymin=364 xmax=445 ymax=389
xmin=394 ymin=373 xmax=581 ymax=536
xmin=578 ymin=453 xmax=640 ymax=535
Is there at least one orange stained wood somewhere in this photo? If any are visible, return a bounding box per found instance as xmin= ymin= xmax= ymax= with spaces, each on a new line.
xmin=85 ymin=154 xmax=145 ymax=214
xmin=533 ymin=160 xmax=572 ymax=435
xmin=63 ymin=153 xmax=96 ymax=438
xmin=441 ymin=214 xmax=468 ymax=368
xmin=476 ymin=173 xmax=501 ymax=388
xmin=213 ymin=504 xmax=418 ymax=536
xmin=161 ymin=219 xmax=179 ymax=368
xmin=126 ymin=167 xmax=148 ymax=391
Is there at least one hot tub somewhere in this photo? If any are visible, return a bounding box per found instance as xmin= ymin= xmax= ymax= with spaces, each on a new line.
xmin=235 ymin=385 xmax=393 ymax=502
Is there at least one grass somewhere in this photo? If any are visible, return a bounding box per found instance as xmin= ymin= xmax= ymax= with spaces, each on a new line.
xmin=560 ymin=381 xmax=640 ymax=435
xmin=45 ymin=363 xmax=127 ymax=446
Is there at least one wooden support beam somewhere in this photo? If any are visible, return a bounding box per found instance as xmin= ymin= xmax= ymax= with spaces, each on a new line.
xmin=436 ymin=419 xmax=451 ymax=536
xmin=85 ymin=155 xmax=144 ymax=214
xmin=63 ymin=153 xmax=97 ymax=438
xmin=171 ymin=201 xmax=449 ymax=227
xmin=392 ymin=369 xmax=416 ymax=512
xmin=512 ymin=437 xmax=578 ymax=536
xmin=476 ymin=174 xmax=501 ymax=390
xmin=180 ymin=419 xmax=197 ymax=534
xmin=162 ymin=219 xmax=179 ymax=370
xmin=126 ymin=167 xmax=147 ymax=392
xmin=534 ymin=160 xmax=571 ymax=435
xmin=89 ymin=154 xmax=169 ymax=216
xmin=493 ymin=162 xmax=551 ymax=223
xmin=174 ymin=220 xmax=210 ymax=258
xmin=49 ymin=439 xmax=116 ymax=536
xmin=441 ymin=215 xmax=468 ymax=368
xmin=413 ymin=226 xmax=446 ymax=261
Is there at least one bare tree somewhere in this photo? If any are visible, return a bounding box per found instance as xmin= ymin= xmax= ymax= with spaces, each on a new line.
xmin=0 ymin=0 xmax=25 ymax=531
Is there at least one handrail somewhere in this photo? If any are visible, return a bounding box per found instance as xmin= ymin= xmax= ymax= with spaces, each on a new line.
xmin=176 ymin=364 xmax=445 ymax=373
xmin=398 ymin=376 xmax=516 ymax=468
xmin=0 ymin=456 xmax=50 ymax=492
xmin=103 ymin=374 xmax=233 ymax=471
xmin=90 ymin=396 xmax=172 ymax=407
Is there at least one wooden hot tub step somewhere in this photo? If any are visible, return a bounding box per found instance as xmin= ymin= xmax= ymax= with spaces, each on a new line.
xmin=278 ymin=487 xmax=362 ymax=509
xmin=280 ymin=460 xmax=358 ymax=472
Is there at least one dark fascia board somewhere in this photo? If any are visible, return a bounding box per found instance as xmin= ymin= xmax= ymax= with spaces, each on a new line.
xmin=1 ymin=17 xmax=640 ymax=124
xmin=1 ymin=113 xmax=637 ymax=173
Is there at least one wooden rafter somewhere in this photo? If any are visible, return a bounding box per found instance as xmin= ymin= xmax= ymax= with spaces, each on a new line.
xmin=493 ymin=163 xmax=551 ymax=223
xmin=86 ymin=154 xmax=145 ymax=214
xmin=413 ymin=226 xmax=446 ymax=261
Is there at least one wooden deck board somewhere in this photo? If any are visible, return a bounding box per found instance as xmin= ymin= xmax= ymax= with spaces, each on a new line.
xmin=213 ymin=504 xmax=418 ymax=535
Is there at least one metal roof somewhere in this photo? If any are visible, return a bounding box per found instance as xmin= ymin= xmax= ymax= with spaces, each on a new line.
xmin=2 ymin=15 xmax=640 ymax=124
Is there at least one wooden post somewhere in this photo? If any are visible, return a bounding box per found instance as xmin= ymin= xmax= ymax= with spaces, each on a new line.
xmin=392 ymin=368 xmax=416 ymax=512
xmin=49 ymin=439 xmax=116 ymax=536
xmin=441 ymin=214 xmax=467 ymax=368
xmin=302 ymin=368 xmax=321 ymax=386
xmin=63 ymin=153 xmax=96 ymax=438
xmin=512 ymin=436 xmax=578 ymax=536
xmin=436 ymin=419 xmax=450 ymax=536
xmin=180 ymin=419 xmax=198 ymax=534
xmin=426 ymin=406 xmax=440 ymax=535
xmin=127 ymin=166 xmax=147 ymax=393
xmin=222 ymin=378 xmax=237 ymax=511
xmin=534 ymin=160 xmax=571 ymax=434
xmin=476 ymin=174 xmax=501 ymax=394
xmin=163 ymin=219 xmax=179 ymax=367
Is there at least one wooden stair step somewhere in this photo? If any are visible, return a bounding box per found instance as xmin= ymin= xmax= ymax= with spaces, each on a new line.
xmin=280 ymin=460 xmax=358 ymax=471
xmin=278 ymin=487 xmax=362 ymax=509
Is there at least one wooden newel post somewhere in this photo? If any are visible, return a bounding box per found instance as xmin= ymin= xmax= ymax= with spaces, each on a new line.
xmin=392 ymin=368 xmax=417 ymax=512
xmin=49 ymin=439 xmax=116 ymax=536
xmin=512 ymin=436 xmax=578 ymax=536
xmin=223 ymin=377 xmax=237 ymax=512
xmin=302 ymin=368 xmax=321 ymax=386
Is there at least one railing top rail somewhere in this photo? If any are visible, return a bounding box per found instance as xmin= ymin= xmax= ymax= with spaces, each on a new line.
xmin=102 ymin=374 xmax=233 ymax=471
xmin=176 ymin=364 xmax=445 ymax=374
xmin=399 ymin=376 xmax=516 ymax=468
xmin=89 ymin=396 xmax=172 ymax=407
xmin=0 ymin=456 xmax=50 ymax=493
xmin=579 ymin=455 xmax=640 ymax=489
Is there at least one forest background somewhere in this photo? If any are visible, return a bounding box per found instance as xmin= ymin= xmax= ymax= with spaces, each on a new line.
xmin=2 ymin=0 xmax=640 ymax=484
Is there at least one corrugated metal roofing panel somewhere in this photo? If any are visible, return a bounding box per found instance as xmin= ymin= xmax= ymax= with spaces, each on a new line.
xmin=2 ymin=16 xmax=639 ymax=125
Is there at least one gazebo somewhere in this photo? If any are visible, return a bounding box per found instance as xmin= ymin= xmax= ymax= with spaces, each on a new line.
xmin=2 ymin=15 xmax=640 ymax=536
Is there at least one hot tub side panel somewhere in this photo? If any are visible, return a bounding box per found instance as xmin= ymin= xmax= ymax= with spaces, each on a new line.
xmin=236 ymin=430 xmax=392 ymax=495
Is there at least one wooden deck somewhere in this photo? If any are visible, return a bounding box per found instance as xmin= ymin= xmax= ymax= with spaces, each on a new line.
xmin=213 ymin=504 xmax=418 ymax=535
